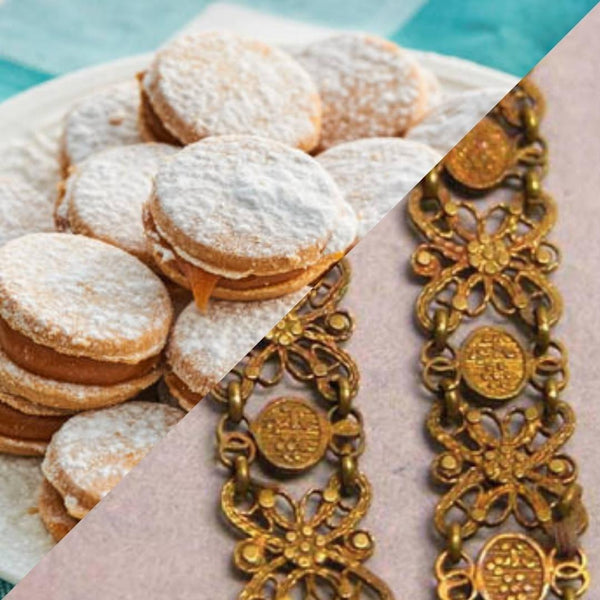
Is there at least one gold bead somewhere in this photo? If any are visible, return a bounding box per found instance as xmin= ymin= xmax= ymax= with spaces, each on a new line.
xmin=241 ymin=543 xmax=261 ymax=565
xmin=352 ymin=532 xmax=372 ymax=551
xmin=441 ymin=455 xmax=458 ymax=471
xmin=258 ymin=488 xmax=276 ymax=509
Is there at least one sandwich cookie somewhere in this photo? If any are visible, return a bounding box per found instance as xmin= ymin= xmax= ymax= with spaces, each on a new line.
xmin=0 ymin=390 xmax=74 ymax=456
xmin=0 ymin=177 xmax=54 ymax=247
xmin=56 ymin=143 xmax=178 ymax=265
xmin=38 ymin=478 xmax=78 ymax=541
xmin=317 ymin=137 xmax=442 ymax=238
xmin=140 ymin=31 xmax=321 ymax=151
xmin=166 ymin=290 xmax=307 ymax=411
xmin=291 ymin=33 xmax=428 ymax=150
xmin=406 ymin=87 xmax=508 ymax=154
xmin=61 ymin=80 xmax=144 ymax=173
xmin=40 ymin=401 xmax=184 ymax=532
xmin=145 ymin=135 xmax=352 ymax=308
xmin=0 ymin=233 xmax=172 ymax=411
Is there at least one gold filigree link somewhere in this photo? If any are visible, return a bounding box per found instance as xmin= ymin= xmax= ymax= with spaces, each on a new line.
xmin=210 ymin=259 xmax=393 ymax=600
xmin=411 ymin=78 xmax=589 ymax=600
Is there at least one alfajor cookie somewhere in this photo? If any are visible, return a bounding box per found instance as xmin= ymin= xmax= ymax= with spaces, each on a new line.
xmin=61 ymin=79 xmax=144 ymax=172
xmin=144 ymin=135 xmax=353 ymax=308
xmin=38 ymin=478 xmax=78 ymax=541
xmin=291 ymin=33 xmax=428 ymax=150
xmin=166 ymin=291 xmax=307 ymax=411
xmin=406 ymin=87 xmax=508 ymax=154
xmin=41 ymin=401 xmax=184 ymax=522
xmin=140 ymin=31 xmax=321 ymax=151
xmin=0 ymin=391 xmax=73 ymax=456
xmin=56 ymin=143 xmax=178 ymax=265
xmin=0 ymin=233 xmax=172 ymax=411
xmin=0 ymin=177 xmax=54 ymax=247
xmin=317 ymin=137 xmax=441 ymax=238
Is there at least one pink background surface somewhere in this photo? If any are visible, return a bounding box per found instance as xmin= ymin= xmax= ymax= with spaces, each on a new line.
xmin=7 ymin=6 xmax=600 ymax=599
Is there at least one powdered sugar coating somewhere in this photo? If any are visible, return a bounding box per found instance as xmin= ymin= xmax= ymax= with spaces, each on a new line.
xmin=421 ymin=67 xmax=443 ymax=112
xmin=152 ymin=135 xmax=343 ymax=272
xmin=42 ymin=402 xmax=183 ymax=518
xmin=62 ymin=80 xmax=144 ymax=167
xmin=168 ymin=290 xmax=307 ymax=394
xmin=0 ymin=346 xmax=163 ymax=410
xmin=0 ymin=233 xmax=172 ymax=362
xmin=317 ymin=137 xmax=441 ymax=238
xmin=406 ymin=87 xmax=508 ymax=154
xmin=291 ymin=33 xmax=425 ymax=149
xmin=0 ymin=455 xmax=54 ymax=571
xmin=326 ymin=199 xmax=358 ymax=253
xmin=0 ymin=177 xmax=55 ymax=247
xmin=143 ymin=31 xmax=321 ymax=149
xmin=63 ymin=143 xmax=178 ymax=262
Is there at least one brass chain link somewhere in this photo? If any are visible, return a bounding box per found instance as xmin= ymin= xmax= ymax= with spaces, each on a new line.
xmin=210 ymin=260 xmax=394 ymax=600
xmin=409 ymin=78 xmax=589 ymax=600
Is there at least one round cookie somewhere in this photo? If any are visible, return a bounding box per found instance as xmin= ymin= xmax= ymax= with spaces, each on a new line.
xmin=140 ymin=31 xmax=321 ymax=151
xmin=291 ymin=33 xmax=428 ymax=150
xmin=317 ymin=137 xmax=442 ymax=238
xmin=166 ymin=290 xmax=308 ymax=411
xmin=145 ymin=135 xmax=345 ymax=307
xmin=38 ymin=478 xmax=78 ymax=541
xmin=0 ymin=392 xmax=70 ymax=456
xmin=0 ymin=233 xmax=172 ymax=409
xmin=406 ymin=87 xmax=508 ymax=154
xmin=57 ymin=143 xmax=178 ymax=265
xmin=0 ymin=177 xmax=54 ymax=247
xmin=0 ymin=390 xmax=74 ymax=417
xmin=61 ymin=79 xmax=144 ymax=172
xmin=41 ymin=401 xmax=184 ymax=519
xmin=421 ymin=67 xmax=443 ymax=112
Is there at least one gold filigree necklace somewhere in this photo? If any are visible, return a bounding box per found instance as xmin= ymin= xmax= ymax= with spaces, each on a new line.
xmin=210 ymin=262 xmax=393 ymax=599
xmin=409 ymin=78 xmax=589 ymax=600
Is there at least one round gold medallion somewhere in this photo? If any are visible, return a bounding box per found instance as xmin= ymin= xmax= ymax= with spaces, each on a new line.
xmin=476 ymin=534 xmax=549 ymax=600
xmin=445 ymin=118 xmax=514 ymax=190
xmin=460 ymin=327 xmax=529 ymax=401
xmin=252 ymin=398 xmax=331 ymax=472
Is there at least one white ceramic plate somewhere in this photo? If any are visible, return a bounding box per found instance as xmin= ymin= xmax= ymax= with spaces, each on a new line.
xmin=0 ymin=19 xmax=517 ymax=586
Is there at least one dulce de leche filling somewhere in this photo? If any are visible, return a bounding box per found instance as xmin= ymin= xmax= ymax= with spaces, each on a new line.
xmin=147 ymin=212 xmax=306 ymax=310
xmin=0 ymin=318 xmax=159 ymax=386
xmin=164 ymin=371 xmax=206 ymax=409
xmin=0 ymin=400 xmax=68 ymax=441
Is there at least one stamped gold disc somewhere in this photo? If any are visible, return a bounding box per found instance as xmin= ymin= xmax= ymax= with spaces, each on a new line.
xmin=476 ymin=533 xmax=549 ymax=600
xmin=252 ymin=398 xmax=331 ymax=472
xmin=445 ymin=118 xmax=514 ymax=190
xmin=460 ymin=326 xmax=528 ymax=401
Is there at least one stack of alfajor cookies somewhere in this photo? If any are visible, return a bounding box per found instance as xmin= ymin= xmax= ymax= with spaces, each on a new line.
xmin=0 ymin=28 xmax=498 ymax=542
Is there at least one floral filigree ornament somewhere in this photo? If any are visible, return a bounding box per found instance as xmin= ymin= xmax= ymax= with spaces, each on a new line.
xmin=408 ymin=185 xmax=562 ymax=333
xmin=410 ymin=78 xmax=589 ymax=600
xmin=212 ymin=259 xmax=359 ymax=406
xmin=428 ymin=400 xmax=582 ymax=537
xmin=211 ymin=259 xmax=393 ymax=600
xmin=222 ymin=474 xmax=393 ymax=600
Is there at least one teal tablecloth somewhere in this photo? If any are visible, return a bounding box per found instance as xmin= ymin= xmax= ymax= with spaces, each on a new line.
xmin=0 ymin=0 xmax=597 ymax=596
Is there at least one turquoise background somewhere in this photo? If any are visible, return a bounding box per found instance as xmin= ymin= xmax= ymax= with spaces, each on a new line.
xmin=0 ymin=0 xmax=597 ymax=102
xmin=0 ymin=0 xmax=597 ymax=596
